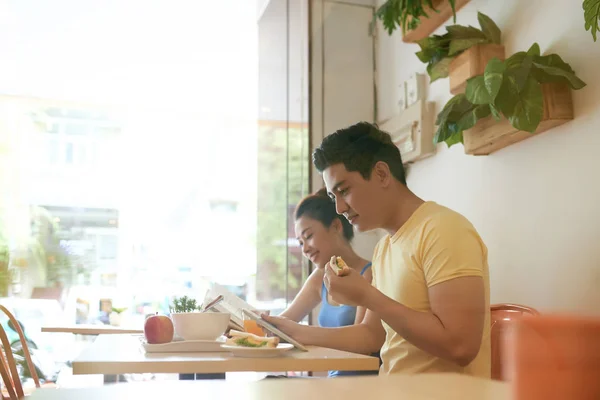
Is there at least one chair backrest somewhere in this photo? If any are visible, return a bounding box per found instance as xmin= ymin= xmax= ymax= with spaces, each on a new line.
xmin=0 ymin=304 xmax=40 ymax=399
xmin=505 ymin=314 xmax=600 ymax=400
xmin=0 ymin=323 xmax=24 ymax=400
xmin=490 ymin=303 xmax=539 ymax=380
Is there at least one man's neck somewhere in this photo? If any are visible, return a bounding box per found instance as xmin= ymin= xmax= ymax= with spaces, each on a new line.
xmin=383 ymin=188 xmax=425 ymax=236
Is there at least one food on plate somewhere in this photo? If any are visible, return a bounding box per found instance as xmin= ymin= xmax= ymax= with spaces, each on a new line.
xmin=226 ymin=329 xmax=279 ymax=348
xmin=243 ymin=319 xmax=266 ymax=337
xmin=334 ymin=256 xmax=351 ymax=276
xmin=144 ymin=313 xmax=174 ymax=344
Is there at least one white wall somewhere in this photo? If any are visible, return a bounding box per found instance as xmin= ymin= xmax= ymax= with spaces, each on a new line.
xmin=311 ymin=0 xmax=381 ymax=261
xmin=376 ymin=0 xmax=600 ymax=315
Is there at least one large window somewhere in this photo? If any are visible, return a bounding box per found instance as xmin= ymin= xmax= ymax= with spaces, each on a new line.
xmin=0 ymin=0 xmax=309 ymax=335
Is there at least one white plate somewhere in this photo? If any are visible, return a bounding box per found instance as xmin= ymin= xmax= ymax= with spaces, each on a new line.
xmin=140 ymin=336 xmax=227 ymax=353
xmin=220 ymin=343 xmax=294 ymax=358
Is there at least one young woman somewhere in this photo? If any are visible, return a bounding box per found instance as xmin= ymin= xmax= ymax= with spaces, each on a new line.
xmin=276 ymin=188 xmax=378 ymax=377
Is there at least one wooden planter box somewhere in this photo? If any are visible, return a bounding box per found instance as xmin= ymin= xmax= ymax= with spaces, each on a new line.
xmin=463 ymin=83 xmax=573 ymax=156
xmin=402 ymin=0 xmax=471 ymax=43
xmin=449 ymin=44 xmax=505 ymax=95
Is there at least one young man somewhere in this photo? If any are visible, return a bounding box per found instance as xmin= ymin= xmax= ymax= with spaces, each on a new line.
xmin=263 ymin=121 xmax=491 ymax=377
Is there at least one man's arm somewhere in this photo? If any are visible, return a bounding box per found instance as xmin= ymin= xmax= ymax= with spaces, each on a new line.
xmin=264 ymin=309 xmax=385 ymax=355
xmin=364 ymin=276 xmax=485 ymax=366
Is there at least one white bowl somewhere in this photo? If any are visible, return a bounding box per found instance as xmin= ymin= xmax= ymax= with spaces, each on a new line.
xmin=171 ymin=312 xmax=230 ymax=341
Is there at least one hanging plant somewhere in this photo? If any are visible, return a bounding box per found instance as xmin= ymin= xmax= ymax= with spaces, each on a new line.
xmin=434 ymin=43 xmax=586 ymax=147
xmin=374 ymin=0 xmax=457 ymax=36
xmin=583 ymin=0 xmax=600 ymax=41
xmin=416 ymin=12 xmax=501 ymax=82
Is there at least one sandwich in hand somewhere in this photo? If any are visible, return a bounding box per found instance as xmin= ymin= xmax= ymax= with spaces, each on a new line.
xmin=226 ymin=329 xmax=280 ymax=348
xmin=333 ymin=256 xmax=351 ymax=276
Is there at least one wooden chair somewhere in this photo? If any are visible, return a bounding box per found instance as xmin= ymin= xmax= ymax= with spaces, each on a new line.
xmin=490 ymin=303 xmax=539 ymax=381
xmin=0 ymin=304 xmax=55 ymax=399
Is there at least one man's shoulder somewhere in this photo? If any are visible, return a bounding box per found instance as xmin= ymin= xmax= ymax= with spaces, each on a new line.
xmin=419 ymin=202 xmax=475 ymax=232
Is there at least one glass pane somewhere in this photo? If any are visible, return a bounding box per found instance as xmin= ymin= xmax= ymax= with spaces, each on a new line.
xmin=0 ymin=0 xmax=309 ymax=374
xmin=256 ymin=0 xmax=309 ymax=315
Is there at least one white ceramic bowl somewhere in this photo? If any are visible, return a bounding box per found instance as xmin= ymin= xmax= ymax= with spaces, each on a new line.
xmin=171 ymin=312 xmax=230 ymax=341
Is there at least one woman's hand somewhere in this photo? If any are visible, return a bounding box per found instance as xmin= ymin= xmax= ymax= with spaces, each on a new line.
xmin=261 ymin=314 xmax=303 ymax=340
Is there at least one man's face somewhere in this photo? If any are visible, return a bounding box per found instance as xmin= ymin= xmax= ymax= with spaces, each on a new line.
xmin=323 ymin=163 xmax=381 ymax=232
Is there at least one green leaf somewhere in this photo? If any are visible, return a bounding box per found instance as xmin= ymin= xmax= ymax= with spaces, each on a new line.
xmin=448 ymin=38 xmax=489 ymax=56
xmin=448 ymin=0 xmax=457 ymax=23
xmin=490 ymin=104 xmax=502 ymax=121
xmin=531 ymin=63 xmax=587 ymax=89
xmin=583 ymin=0 xmax=600 ymax=42
xmin=504 ymin=51 xmax=526 ymax=71
xmin=446 ymin=25 xmax=488 ymax=40
xmin=435 ymin=94 xmax=473 ymax=144
xmin=444 ymin=130 xmax=463 ymax=148
xmin=484 ymin=57 xmax=506 ymax=100
xmin=509 ymin=55 xmax=534 ymax=91
xmin=416 ymin=37 xmax=449 ymax=64
xmin=466 ymin=76 xmax=492 ymax=104
xmin=495 ymin=74 xmax=519 ymax=117
xmin=456 ymin=104 xmax=491 ymax=131
xmin=415 ymin=36 xmax=437 ymax=58
xmin=477 ymin=12 xmax=502 ymax=44
xmin=533 ymin=53 xmax=575 ymax=73
xmin=527 ymin=43 xmax=541 ymax=57
xmin=531 ymin=52 xmax=585 ymax=89
xmin=434 ymin=94 xmax=491 ymax=147
xmin=429 ymin=57 xmax=454 ymax=82
xmin=507 ymin=77 xmax=544 ymax=133
xmin=435 ymin=94 xmax=470 ymax=125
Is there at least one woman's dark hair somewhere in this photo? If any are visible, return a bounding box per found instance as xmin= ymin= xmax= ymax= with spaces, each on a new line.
xmin=294 ymin=188 xmax=354 ymax=241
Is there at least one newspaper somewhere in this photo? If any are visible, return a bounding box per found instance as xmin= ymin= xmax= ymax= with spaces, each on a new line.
xmin=202 ymin=282 xmax=257 ymax=331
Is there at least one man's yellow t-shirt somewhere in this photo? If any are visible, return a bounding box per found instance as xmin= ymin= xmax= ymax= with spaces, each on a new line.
xmin=371 ymin=201 xmax=491 ymax=378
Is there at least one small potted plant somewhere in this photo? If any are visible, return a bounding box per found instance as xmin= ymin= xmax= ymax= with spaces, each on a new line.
xmin=170 ymin=296 xmax=229 ymax=341
xmin=109 ymin=307 xmax=127 ymax=326
xmin=415 ymin=12 xmax=504 ymax=94
xmin=434 ymin=43 xmax=586 ymax=155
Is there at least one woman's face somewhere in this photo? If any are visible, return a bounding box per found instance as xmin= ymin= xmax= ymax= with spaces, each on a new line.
xmin=294 ymin=216 xmax=341 ymax=269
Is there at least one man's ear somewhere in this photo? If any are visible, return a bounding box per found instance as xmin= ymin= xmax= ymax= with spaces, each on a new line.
xmin=372 ymin=161 xmax=392 ymax=187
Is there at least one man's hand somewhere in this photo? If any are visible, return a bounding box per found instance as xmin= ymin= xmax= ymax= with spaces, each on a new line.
xmin=324 ymin=256 xmax=375 ymax=307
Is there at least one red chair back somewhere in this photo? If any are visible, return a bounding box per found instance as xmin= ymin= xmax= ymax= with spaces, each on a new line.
xmin=490 ymin=303 xmax=539 ymax=380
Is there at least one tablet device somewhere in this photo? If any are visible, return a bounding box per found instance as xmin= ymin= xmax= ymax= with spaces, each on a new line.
xmin=241 ymin=308 xmax=308 ymax=352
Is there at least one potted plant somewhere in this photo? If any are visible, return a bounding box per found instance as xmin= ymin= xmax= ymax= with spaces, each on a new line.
xmin=170 ymin=296 xmax=230 ymax=341
xmin=416 ymin=12 xmax=504 ymax=93
xmin=434 ymin=43 xmax=586 ymax=155
xmin=374 ymin=0 xmax=471 ymax=42
xmin=170 ymin=296 xmax=200 ymax=314
xmin=583 ymin=0 xmax=600 ymax=41
xmin=109 ymin=307 xmax=127 ymax=326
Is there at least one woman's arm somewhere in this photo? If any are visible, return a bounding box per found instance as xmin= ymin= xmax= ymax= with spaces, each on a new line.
xmin=278 ymin=268 xmax=324 ymax=322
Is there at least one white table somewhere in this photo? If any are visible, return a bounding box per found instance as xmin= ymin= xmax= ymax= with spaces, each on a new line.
xmin=42 ymin=325 xmax=143 ymax=335
xmin=29 ymin=373 xmax=510 ymax=400
xmin=72 ymin=334 xmax=380 ymax=375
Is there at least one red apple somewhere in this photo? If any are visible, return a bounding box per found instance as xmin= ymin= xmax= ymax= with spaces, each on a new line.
xmin=144 ymin=314 xmax=174 ymax=344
